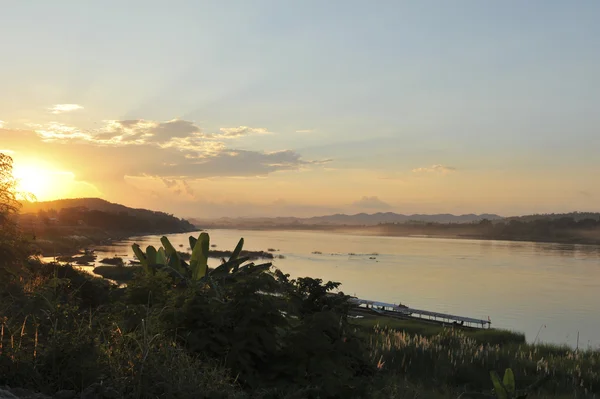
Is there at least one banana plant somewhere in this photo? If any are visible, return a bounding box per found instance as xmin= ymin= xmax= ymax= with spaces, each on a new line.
xmin=458 ymin=368 xmax=549 ymax=399
xmin=131 ymin=233 xmax=272 ymax=282
xmin=490 ymin=368 xmax=518 ymax=399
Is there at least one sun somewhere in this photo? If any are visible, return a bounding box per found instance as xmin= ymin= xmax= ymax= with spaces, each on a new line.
xmin=13 ymin=164 xmax=60 ymax=201
xmin=13 ymin=160 xmax=85 ymax=202
xmin=13 ymin=160 xmax=102 ymax=202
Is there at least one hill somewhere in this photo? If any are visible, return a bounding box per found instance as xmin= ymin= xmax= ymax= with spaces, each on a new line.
xmin=18 ymin=198 xmax=196 ymax=255
xmin=190 ymin=212 xmax=503 ymax=228
xmin=505 ymin=212 xmax=600 ymax=222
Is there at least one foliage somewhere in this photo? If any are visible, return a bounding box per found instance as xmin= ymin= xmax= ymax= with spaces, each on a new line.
xmin=21 ymin=198 xmax=196 ymax=234
xmin=351 ymin=317 xmax=526 ymax=346
xmin=376 ymin=216 xmax=600 ymax=245
xmin=370 ymin=326 xmax=600 ymax=396
xmin=0 ymin=153 xmax=28 ymax=278
xmin=132 ymin=234 xmax=273 ymax=286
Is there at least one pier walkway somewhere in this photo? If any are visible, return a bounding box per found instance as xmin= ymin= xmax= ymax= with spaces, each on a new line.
xmin=348 ymin=298 xmax=492 ymax=329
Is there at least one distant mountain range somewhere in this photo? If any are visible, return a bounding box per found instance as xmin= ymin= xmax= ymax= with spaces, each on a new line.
xmin=191 ymin=212 xmax=504 ymax=227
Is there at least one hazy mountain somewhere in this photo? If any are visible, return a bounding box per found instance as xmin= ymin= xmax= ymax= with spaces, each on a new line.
xmin=191 ymin=212 xmax=503 ymax=227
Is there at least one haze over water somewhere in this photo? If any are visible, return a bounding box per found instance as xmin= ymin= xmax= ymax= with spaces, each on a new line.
xmin=91 ymin=229 xmax=600 ymax=349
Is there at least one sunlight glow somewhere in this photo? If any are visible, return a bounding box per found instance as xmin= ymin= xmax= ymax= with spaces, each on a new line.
xmin=13 ymin=164 xmax=71 ymax=201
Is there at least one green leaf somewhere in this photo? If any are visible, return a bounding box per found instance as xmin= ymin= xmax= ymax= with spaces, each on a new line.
xmin=161 ymin=236 xmax=177 ymax=257
xmin=157 ymin=247 xmax=167 ymax=265
xmin=189 ymin=236 xmax=198 ymax=251
xmin=190 ymin=232 xmax=209 ymax=280
xmin=491 ymin=371 xmax=508 ymax=399
xmin=161 ymin=236 xmax=184 ymax=274
xmin=249 ymin=262 xmax=272 ymax=274
xmin=132 ymin=244 xmax=147 ymax=268
xmin=229 ymin=237 xmax=244 ymax=262
xmin=146 ymin=245 xmax=158 ymax=266
xmin=503 ymin=368 xmax=516 ymax=395
xmin=210 ymin=256 xmax=248 ymax=277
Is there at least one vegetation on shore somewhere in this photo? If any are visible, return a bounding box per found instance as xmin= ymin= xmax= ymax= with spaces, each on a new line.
xmin=2 ymin=152 xmax=600 ymax=398
xmin=199 ymin=214 xmax=600 ymax=246
xmin=371 ymin=217 xmax=600 ymax=245
xmin=17 ymin=197 xmax=196 ymax=257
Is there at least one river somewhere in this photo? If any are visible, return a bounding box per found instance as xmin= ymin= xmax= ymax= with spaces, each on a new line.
xmin=62 ymin=229 xmax=600 ymax=348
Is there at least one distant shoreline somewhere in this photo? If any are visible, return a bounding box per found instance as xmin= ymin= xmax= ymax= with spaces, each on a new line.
xmin=34 ymin=226 xmax=198 ymax=258
xmin=197 ymin=224 xmax=600 ymax=247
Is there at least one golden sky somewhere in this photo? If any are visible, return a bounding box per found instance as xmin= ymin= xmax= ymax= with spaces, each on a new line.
xmin=1 ymin=2 xmax=599 ymax=218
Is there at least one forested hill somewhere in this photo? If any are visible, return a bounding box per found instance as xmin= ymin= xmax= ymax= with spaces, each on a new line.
xmin=19 ymin=197 xmax=195 ymax=235
xmin=505 ymin=212 xmax=600 ymax=222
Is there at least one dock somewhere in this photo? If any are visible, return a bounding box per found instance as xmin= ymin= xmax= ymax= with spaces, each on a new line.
xmin=348 ymin=297 xmax=492 ymax=329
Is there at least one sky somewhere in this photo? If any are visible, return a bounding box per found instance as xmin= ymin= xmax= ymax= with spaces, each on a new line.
xmin=1 ymin=0 xmax=599 ymax=218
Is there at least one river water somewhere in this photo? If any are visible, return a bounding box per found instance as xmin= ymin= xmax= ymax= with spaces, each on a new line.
xmin=61 ymin=229 xmax=600 ymax=348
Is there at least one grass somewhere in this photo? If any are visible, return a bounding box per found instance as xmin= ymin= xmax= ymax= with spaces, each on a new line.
xmin=368 ymin=326 xmax=600 ymax=396
xmin=351 ymin=316 xmax=526 ymax=346
xmin=1 ymin=259 xmax=598 ymax=398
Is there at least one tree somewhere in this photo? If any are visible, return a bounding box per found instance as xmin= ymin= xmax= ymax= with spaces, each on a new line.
xmin=0 ymin=153 xmax=20 ymax=217
xmin=0 ymin=152 xmax=26 ymax=276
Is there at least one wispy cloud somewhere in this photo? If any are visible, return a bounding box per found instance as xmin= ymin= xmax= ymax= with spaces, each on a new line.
xmin=295 ymin=129 xmax=314 ymax=133
xmin=49 ymin=104 xmax=84 ymax=114
xmin=412 ymin=164 xmax=456 ymax=174
xmin=379 ymin=172 xmax=405 ymax=181
xmin=0 ymin=120 xmax=5 ymax=129
xmin=35 ymin=122 xmax=91 ymax=140
xmin=34 ymin=119 xmax=274 ymax=147
xmin=218 ymin=126 xmax=271 ymax=138
xmin=158 ymin=177 xmax=197 ymax=198
xmin=352 ymin=196 xmax=392 ymax=210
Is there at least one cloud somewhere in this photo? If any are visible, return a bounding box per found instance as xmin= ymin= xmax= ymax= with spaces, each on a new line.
xmin=155 ymin=177 xmax=197 ymax=198
xmin=33 ymin=119 xmax=273 ymax=149
xmin=97 ymin=119 xmax=198 ymax=144
xmin=218 ymin=126 xmax=270 ymax=138
xmin=183 ymin=180 xmax=195 ymax=196
xmin=295 ymin=129 xmax=314 ymax=133
xmin=379 ymin=172 xmax=405 ymax=181
xmin=49 ymin=104 xmax=84 ymax=114
xmin=352 ymin=196 xmax=392 ymax=210
xmin=161 ymin=178 xmax=178 ymax=188
xmin=578 ymin=190 xmax=593 ymax=198
xmin=35 ymin=122 xmax=91 ymax=140
xmin=412 ymin=164 xmax=456 ymax=174
xmin=3 ymin=123 xmax=326 ymax=184
xmin=147 ymin=149 xmax=321 ymax=178
xmin=149 ymin=119 xmax=203 ymax=139
xmin=0 ymin=120 xmax=5 ymax=129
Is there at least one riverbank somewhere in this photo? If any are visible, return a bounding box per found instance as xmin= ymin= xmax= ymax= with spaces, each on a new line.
xmin=29 ymin=225 xmax=199 ymax=258
xmin=3 ymin=258 xmax=599 ymax=398
xmin=200 ymin=224 xmax=600 ymax=247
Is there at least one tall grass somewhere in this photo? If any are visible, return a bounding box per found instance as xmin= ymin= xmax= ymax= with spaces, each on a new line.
xmin=369 ymin=325 xmax=600 ymax=396
xmin=351 ymin=316 xmax=526 ymax=345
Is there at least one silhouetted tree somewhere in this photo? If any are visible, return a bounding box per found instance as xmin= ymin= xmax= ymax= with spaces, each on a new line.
xmin=0 ymin=153 xmax=26 ymax=276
